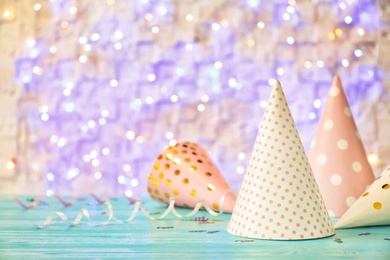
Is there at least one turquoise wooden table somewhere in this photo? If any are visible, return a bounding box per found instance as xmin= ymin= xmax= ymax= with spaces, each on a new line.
xmin=0 ymin=196 xmax=389 ymax=259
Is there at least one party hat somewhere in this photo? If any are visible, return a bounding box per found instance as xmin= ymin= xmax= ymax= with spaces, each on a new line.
xmin=308 ymin=76 xmax=375 ymax=217
xmin=227 ymin=80 xmax=335 ymax=240
xmin=335 ymin=165 xmax=390 ymax=229
xmin=147 ymin=142 xmax=236 ymax=213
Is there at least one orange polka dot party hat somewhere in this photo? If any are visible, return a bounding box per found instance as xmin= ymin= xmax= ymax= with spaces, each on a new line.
xmin=308 ymin=76 xmax=375 ymax=217
xmin=227 ymin=80 xmax=335 ymax=240
xmin=147 ymin=142 xmax=237 ymax=213
xmin=335 ymin=165 xmax=390 ymax=229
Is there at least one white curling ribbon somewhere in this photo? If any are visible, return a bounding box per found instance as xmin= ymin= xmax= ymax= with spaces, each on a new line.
xmin=37 ymin=191 xmax=235 ymax=228
xmin=37 ymin=201 xmax=114 ymax=228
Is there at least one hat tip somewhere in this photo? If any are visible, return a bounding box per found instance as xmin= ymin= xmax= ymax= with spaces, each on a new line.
xmin=272 ymin=79 xmax=283 ymax=91
xmin=333 ymin=75 xmax=341 ymax=86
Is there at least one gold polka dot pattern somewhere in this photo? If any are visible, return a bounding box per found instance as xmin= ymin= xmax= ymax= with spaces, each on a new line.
xmin=308 ymin=76 xmax=375 ymax=217
xmin=335 ymin=166 xmax=390 ymax=229
xmin=227 ymin=80 xmax=335 ymax=240
xmin=147 ymin=142 xmax=237 ymax=213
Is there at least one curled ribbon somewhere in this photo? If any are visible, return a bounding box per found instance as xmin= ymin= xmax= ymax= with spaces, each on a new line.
xmin=11 ymin=194 xmax=108 ymax=209
xmin=37 ymin=201 xmax=114 ymax=228
xmin=13 ymin=197 xmax=43 ymax=209
xmin=89 ymin=194 xmax=108 ymax=204
xmin=52 ymin=195 xmax=78 ymax=207
xmin=37 ymin=191 xmax=235 ymax=228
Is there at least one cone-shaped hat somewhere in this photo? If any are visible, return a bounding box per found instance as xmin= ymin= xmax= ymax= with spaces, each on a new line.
xmin=335 ymin=165 xmax=390 ymax=229
xmin=147 ymin=142 xmax=236 ymax=213
xmin=227 ymin=81 xmax=335 ymax=240
xmin=308 ymin=76 xmax=375 ymax=217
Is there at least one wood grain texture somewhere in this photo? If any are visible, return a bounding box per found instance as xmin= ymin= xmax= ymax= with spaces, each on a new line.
xmin=0 ymin=196 xmax=389 ymax=259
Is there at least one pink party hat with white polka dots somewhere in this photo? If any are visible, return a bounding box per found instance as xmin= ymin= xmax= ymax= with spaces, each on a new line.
xmin=335 ymin=165 xmax=390 ymax=229
xmin=227 ymin=80 xmax=335 ymax=240
xmin=308 ymin=76 xmax=375 ymax=217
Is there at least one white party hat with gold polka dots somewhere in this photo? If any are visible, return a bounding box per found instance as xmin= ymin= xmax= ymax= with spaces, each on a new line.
xmin=335 ymin=165 xmax=390 ymax=229
xmin=308 ymin=76 xmax=375 ymax=217
xmin=227 ymin=80 xmax=335 ymax=240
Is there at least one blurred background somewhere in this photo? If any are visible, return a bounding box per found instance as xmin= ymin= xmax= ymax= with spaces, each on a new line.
xmin=0 ymin=0 xmax=389 ymax=198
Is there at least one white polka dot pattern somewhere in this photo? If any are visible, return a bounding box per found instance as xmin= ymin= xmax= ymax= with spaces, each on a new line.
xmin=227 ymin=81 xmax=335 ymax=240
xmin=335 ymin=166 xmax=390 ymax=229
xmin=344 ymin=107 xmax=352 ymax=117
xmin=337 ymin=139 xmax=348 ymax=150
xmin=331 ymin=174 xmax=342 ymax=185
xmin=352 ymin=161 xmax=362 ymax=172
xmin=330 ymin=86 xmax=340 ymax=96
xmin=317 ymin=154 xmax=327 ymax=165
xmin=308 ymin=76 xmax=375 ymax=217
xmin=345 ymin=196 xmax=356 ymax=207
xmin=323 ymin=119 xmax=334 ymax=130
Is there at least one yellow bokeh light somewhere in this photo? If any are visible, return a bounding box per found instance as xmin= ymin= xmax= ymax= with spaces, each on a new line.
xmin=367 ymin=153 xmax=378 ymax=165
xmin=221 ymin=19 xmax=229 ymax=27
xmin=357 ymin=28 xmax=365 ymax=36
xmin=288 ymin=0 xmax=296 ymax=6
xmin=257 ymin=21 xmax=265 ymax=29
xmin=335 ymin=28 xmax=342 ymax=37
xmin=69 ymin=7 xmax=77 ymax=15
xmin=304 ymin=60 xmax=312 ymax=69
xmin=49 ymin=45 xmax=57 ymax=53
xmin=185 ymin=14 xmax=193 ymax=22
xmin=94 ymin=172 xmax=102 ymax=179
xmin=168 ymin=139 xmax=177 ymax=146
xmin=3 ymin=10 xmax=10 ymax=18
xmin=247 ymin=39 xmax=255 ymax=47
xmin=61 ymin=21 xmax=69 ymax=29
xmin=34 ymin=4 xmax=42 ymax=11
xmin=6 ymin=160 xmax=15 ymax=170
xmin=145 ymin=13 xmax=153 ymax=21
xmin=197 ymin=104 xmax=205 ymax=111
xmin=107 ymin=0 xmax=116 ymax=6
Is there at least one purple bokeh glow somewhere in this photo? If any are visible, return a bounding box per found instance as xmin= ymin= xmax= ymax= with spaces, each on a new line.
xmin=14 ymin=0 xmax=385 ymax=197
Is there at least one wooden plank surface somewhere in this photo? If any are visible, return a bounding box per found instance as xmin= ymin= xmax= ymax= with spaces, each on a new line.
xmin=0 ymin=196 xmax=389 ymax=259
